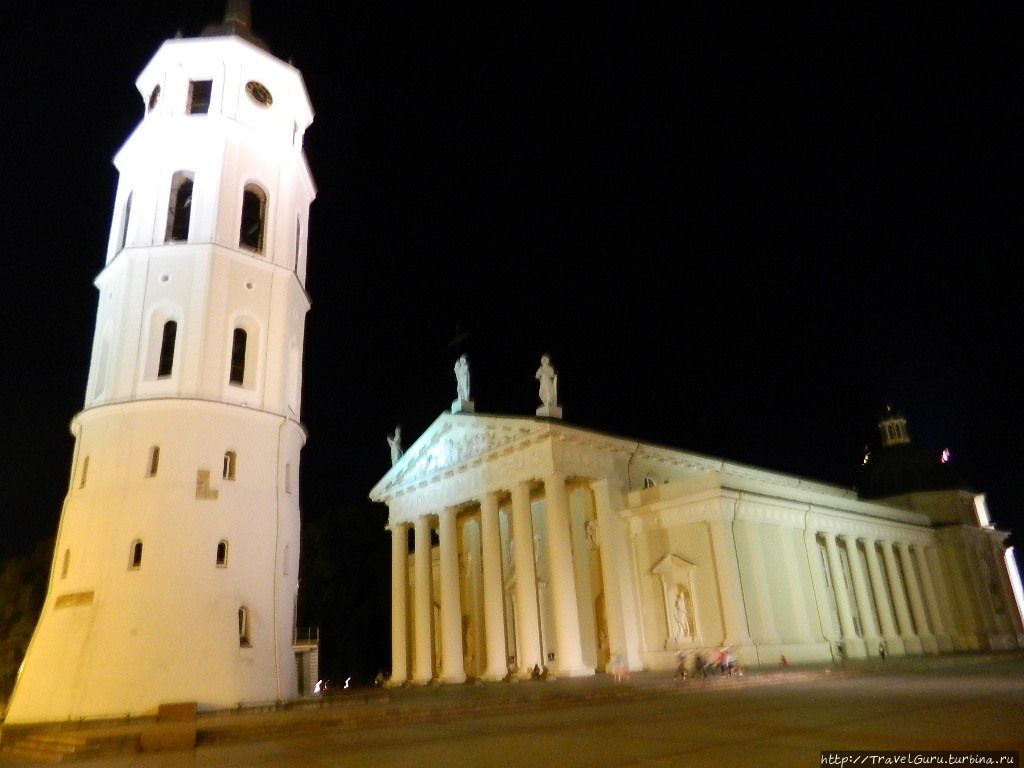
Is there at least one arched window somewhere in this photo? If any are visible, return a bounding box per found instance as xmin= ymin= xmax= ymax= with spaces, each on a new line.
xmin=157 ymin=320 xmax=177 ymax=377
xmin=120 ymin=192 xmax=133 ymax=251
xmin=229 ymin=328 xmax=247 ymax=385
xmin=238 ymin=606 xmax=252 ymax=647
xmin=223 ymin=450 xmax=237 ymax=480
xmin=216 ymin=541 xmax=228 ymax=567
xmin=147 ymin=446 xmax=160 ymax=477
xmin=166 ymin=172 xmax=194 ymax=242
xmin=130 ymin=540 xmax=143 ymax=569
xmin=239 ymin=184 xmax=267 ymax=253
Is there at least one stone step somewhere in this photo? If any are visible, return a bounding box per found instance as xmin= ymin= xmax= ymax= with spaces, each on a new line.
xmin=2 ymin=731 xmax=140 ymax=762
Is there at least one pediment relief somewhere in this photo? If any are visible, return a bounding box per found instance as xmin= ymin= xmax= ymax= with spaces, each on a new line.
xmin=651 ymin=553 xmax=696 ymax=576
xmin=382 ymin=415 xmax=541 ymax=493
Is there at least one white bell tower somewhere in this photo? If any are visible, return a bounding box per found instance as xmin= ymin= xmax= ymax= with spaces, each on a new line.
xmin=6 ymin=1 xmax=315 ymax=723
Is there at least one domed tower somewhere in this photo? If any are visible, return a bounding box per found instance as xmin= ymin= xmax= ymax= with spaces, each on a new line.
xmin=859 ymin=405 xmax=971 ymax=523
xmin=6 ymin=1 xmax=315 ymax=723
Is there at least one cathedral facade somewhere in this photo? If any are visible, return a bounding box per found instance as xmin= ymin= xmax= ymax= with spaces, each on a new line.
xmin=372 ymin=391 xmax=1023 ymax=682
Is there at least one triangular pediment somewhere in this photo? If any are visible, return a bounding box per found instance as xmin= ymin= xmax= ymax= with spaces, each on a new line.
xmin=370 ymin=412 xmax=548 ymax=499
xmin=651 ymin=553 xmax=697 ymax=576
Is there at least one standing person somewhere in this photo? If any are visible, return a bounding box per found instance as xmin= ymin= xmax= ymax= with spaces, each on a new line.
xmin=676 ymin=652 xmax=688 ymax=680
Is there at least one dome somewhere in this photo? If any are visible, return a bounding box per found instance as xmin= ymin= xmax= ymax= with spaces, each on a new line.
xmin=858 ymin=407 xmax=971 ymax=500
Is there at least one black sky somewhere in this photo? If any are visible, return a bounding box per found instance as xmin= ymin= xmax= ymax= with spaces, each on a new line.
xmin=1 ymin=1 xmax=1022 ymax=562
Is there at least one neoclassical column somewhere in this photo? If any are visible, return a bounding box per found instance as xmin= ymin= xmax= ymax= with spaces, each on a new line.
xmin=413 ymin=514 xmax=435 ymax=684
xmin=479 ymin=491 xmax=508 ymax=680
xmin=389 ymin=522 xmax=410 ymax=685
xmin=897 ymin=541 xmax=937 ymax=652
xmin=881 ymin=540 xmax=920 ymax=653
xmin=914 ymin=544 xmax=952 ymax=651
xmin=591 ymin=479 xmax=642 ymax=670
xmin=823 ymin=532 xmax=860 ymax=653
xmin=543 ymin=472 xmax=588 ymax=675
xmin=438 ymin=507 xmax=466 ymax=683
xmin=863 ymin=539 xmax=904 ymax=655
xmin=842 ymin=535 xmax=880 ymax=655
xmin=510 ymin=481 xmax=542 ymax=676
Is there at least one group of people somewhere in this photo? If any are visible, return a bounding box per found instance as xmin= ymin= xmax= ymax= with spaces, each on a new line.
xmin=676 ymin=648 xmax=741 ymax=679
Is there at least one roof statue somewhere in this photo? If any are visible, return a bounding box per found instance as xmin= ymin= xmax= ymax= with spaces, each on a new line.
xmin=452 ymin=354 xmax=475 ymax=414
xmin=535 ymin=354 xmax=562 ymax=419
xmin=388 ymin=426 xmax=403 ymax=466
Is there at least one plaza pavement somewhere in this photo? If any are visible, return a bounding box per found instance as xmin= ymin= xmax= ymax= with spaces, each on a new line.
xmin=2 ymin=652 xmax=1022 ymax=766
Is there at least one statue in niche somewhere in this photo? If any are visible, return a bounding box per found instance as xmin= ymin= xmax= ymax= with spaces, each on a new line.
xmin=585 ymin=519 xmax=599 ymax=550
xmin=454 ymin=354 xmax=471 ymax=402
xmin=672 ymin=585 xmax=692 ymax=640
xmin=387 ymin=426 xmax=403 ymax=466
xmin=536 ymin=354 xmax=558 ymax=407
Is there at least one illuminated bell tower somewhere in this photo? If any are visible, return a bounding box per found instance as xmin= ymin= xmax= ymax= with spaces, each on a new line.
xmin=6 ymin=1 xmax=315 ymax=723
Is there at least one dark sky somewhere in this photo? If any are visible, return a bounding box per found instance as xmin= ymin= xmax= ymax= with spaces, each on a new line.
xmin=1 ymin=1 xmax=1022 ymax=562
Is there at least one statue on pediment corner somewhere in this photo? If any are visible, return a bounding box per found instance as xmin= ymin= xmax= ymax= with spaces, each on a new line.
xmin=387 ymin=426 xmax=403 ymax=466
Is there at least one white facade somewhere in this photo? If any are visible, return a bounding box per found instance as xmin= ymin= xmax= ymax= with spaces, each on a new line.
xmin=6 ymin=12 xmax=314 ymax=724
xmin=371 ymin=413 xmax=1024 ymax=682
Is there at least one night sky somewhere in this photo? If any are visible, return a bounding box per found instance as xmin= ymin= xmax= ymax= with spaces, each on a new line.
xmin=1 ymin=1 xmax=1021 ymax=563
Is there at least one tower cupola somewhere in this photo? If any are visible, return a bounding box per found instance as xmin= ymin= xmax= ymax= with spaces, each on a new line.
xmin=878 ymin=404 xmax=911 ymax=446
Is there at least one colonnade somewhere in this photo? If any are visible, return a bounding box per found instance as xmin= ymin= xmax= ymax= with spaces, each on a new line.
xmin=388 ymin=473 xmax=617 ymax=685
xmin=815 ymin=531 xmax=955 ymax=657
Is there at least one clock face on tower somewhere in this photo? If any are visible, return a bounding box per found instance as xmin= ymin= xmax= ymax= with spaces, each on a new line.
xmin=245 ymin=80 xmax=273 ymax=107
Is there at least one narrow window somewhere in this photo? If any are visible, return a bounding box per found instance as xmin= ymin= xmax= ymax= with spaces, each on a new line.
xmin=157 ymin=320 xmax=177 ymax=377
xmin=130 ymin=540 xmax=143 ymax=569
xmin=120 ymin=192 xmax=133 ymax=250
xmin=147 ymin=446 xmax=160 ymax=477
xmin=223 ymin=450 xmax=237 ymax=480
xmin=217 ymin=541 xmax=228 ymax=567
xmin=283 ymin=544 xmax=290 ymax=575
xmin=239 ymin=606 xmax=251 ymax=647
xmin=166 ymin=172 xmax=194 ymax=242
xmin=148 ymin=84 xmax=161 ymax=112
xmin=239 ymin=185 xmax=267 ymax=253
xmin=285 ymin=463 xmax=293 ymax=494
xmin=229 ymin=329 xmax=247 ymax=385
xmin=294 ymin=215 xmax=301 ymax=269
xmin=79 ymin=456 xmax=90 ymax=489
xmin=188 ymin=79 xmax=213 ymax=114
xmin=61 ymin=549 xmax=70 ymax=579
